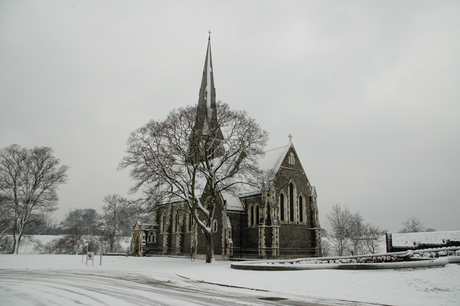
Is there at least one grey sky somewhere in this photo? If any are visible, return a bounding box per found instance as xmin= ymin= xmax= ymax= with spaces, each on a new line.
xmin=1 ymin=1 xmax=459 ymax=233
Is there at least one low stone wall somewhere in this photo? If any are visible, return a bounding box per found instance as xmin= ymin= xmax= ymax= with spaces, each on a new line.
xmin=231 ymin=247 xmax=460 ymax=270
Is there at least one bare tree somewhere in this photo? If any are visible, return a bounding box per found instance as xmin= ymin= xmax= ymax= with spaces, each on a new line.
xmin=61 ymin=208 xmax=100 ymax=236
xmin=327 ymin=204 xmax=384 ymax=256
xmin=321 ymin=238 xmax=332 ymax=257
xmin=0 ymin=145 xmax=69 ymax=254
xmin=119 ymin=103 xmax=268 ymax=263
xmin=349 ymin=212 xmax=365 ymax=255
xmin=0 ymin=195 xmax=13 ymax=252
xmin=326 ymin=204 xmax=353 ymax=256
xmin=400 ymin=216 xmax=425 ymax=233
xmin=362 ymin=224 xmax=384 ymax=254
xmin=102 ymin=194 xmax=140 ymax=252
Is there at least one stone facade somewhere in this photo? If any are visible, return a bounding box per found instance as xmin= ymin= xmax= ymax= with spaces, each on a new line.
xmin=133 ymin=142 xmax=322 ymax=259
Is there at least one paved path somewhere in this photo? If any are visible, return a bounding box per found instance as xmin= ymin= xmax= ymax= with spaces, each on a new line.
xmin=0 ymin=269 xmax=377 ymax=306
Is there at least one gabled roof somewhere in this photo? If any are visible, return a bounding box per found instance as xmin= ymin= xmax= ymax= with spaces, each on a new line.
xmin=132 ymin=220 xmax=154 ymax=230
xmin=258 ymin=142 xmax=292 ymax=173
xmin=224 ymin=141 xmax=295 ymax=212
xmin=221 ymin=191 xmax=245 ymax=212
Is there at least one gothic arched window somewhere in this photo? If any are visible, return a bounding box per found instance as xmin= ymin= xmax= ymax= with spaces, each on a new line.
xmin=280 ymin=194 xmax=285 ymax=221
xmin=176 ymin=213 xmax=181 ymax=233
xmin=289 ymin=183 xmax=295 ymax=222
xmin=299 ymin=196 xmax=303 ymax=223
xmin=250 ymin=205 xmax=254 ymax=226
xmin=288 ymin=152 xmax=296 ymax=165
xmin=256 ymin=205 xmax=260 ymax=225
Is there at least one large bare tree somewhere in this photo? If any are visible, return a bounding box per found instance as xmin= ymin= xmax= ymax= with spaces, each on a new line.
xmin=0 ymin=144 xmax=69 ymax=254
xmin=119 ymin=103 xmax=268 ymax=262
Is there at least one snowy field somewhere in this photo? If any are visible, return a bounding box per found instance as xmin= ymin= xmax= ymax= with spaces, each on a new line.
xmin=1 ymin=254 xmax=459 ymax=306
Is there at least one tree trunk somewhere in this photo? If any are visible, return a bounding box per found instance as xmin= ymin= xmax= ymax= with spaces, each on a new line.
xmin=12 ymin=220 xmax=18 ymax=254
xmin=13 ymin=233 xmax=22 ymax=254
xmin=12 ymin=221 xmax=23 ymax=254
xmin=205 ymin=231 xmax=213 ymax=263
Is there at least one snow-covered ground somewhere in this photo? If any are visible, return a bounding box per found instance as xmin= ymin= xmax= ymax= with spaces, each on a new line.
xmin=392 ymin=231 xmax=460 ymax=246
xmin=1 ymin=254 xmax=459 ymax=306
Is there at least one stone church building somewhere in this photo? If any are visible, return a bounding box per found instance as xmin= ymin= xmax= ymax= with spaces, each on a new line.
xmin=131 ymin=36 xmax=321 ymax=259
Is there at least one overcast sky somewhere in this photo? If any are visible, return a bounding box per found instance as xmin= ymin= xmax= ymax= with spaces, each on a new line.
xmin=1 ymin=1 xmax=459 ymax=233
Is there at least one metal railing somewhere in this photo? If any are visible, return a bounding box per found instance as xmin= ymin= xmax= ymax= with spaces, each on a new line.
xmin=230 ymin=247 xmax=318 ymax=259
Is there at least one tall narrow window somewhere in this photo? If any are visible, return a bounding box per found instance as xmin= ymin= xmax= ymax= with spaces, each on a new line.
xmin=163 ymin=213 xmax=168 ymax=233
xmin=256 ymin=205 xmax=260 ymax=225
xmin=173 ymin=213 xmax=177 ymax=233
xmin=280 ymin=194 xmax=285 ymax=221
xmin=288 ymin=152 xmax=296 ymax=165
xmin=299 ymin=196 xmax=303 ymax=222
xmin=250 ymin=205 xmax=254 ymax=226
xmin=188 ymin=213 xmax=193 ymax=232
xmin=289 ymin=183 xmax=295 ymax=222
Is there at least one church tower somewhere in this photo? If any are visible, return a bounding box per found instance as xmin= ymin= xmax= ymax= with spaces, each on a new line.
xmin=189 ymin=33 xmax=224 ymax=162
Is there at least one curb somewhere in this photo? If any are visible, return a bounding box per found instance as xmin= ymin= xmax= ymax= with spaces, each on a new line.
xmin=175 ymin=273 xmax=269 ymax=292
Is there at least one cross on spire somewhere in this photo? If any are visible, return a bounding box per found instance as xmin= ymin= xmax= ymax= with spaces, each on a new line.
xmin=208 ymin=30 xmax=211 ymax=39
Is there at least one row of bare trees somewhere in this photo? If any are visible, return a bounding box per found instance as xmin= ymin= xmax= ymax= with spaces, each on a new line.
xmin=0 ymin=144 xmax=147 ymax=254
xmin=325 ymin=204 xmax=432 ymax=256
xmin=49 ymin=195 xmax=149 ymax=254
xmin=325 ymin=204 xmax=385 ymax=256
xmin=1 ymin=102 xmax=268 ymax=261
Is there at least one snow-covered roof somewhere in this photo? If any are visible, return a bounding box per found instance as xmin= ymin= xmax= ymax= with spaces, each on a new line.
xmin=157 ymin=142 xmax=292 ymax=212
xmin=392 ymin=231 xmax=460 ymax=246
xmin=132 ymin=221 xmax=154 ymax=230
xmin=221 ymin=191 xmax=245 ymax=211
xmin=257 ymin=143 xmax=290 ymax=173
xmin=222 ymin=143 xmax=293 ymax=211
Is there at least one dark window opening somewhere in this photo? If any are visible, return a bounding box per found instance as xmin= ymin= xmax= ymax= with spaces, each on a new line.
xmin=280 ymin=194 xmax=285 ymax=221
xmin=299 ymin=196 xmax=303 ymax=222
xmin=289 ymin=183 xmax=294 ymax=222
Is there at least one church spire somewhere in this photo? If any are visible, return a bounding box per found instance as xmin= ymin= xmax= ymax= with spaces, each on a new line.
xmin=194 ymin=32 xmax=223 ymax=140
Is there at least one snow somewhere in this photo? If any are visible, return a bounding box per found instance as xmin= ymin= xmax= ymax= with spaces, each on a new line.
xmin=257 ymin=144 xmax=289 ymax=173
xmin=12 ymin=235 xmax=59 ymax=254
xmin=221 ymin=191 xmax=245 ymax=211
xmin=392 ymin=231 xmax=460 ymax=246
xmin=1 ymin=254 xmax=459 ymax=306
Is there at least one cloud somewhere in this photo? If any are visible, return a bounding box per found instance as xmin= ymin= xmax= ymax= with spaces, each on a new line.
xmin=0 ymin=1 xmax=459 ymax=232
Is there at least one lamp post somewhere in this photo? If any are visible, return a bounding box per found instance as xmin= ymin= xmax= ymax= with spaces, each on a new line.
xmin=100 ymin=225 xmax=106 ymax=265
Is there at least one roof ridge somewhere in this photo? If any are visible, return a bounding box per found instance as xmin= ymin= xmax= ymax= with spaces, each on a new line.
xmin=264 ymin=143 xmax=289 ymax=153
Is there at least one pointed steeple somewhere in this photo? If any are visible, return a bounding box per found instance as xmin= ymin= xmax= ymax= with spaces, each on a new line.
xmin=188 ymin=33 xmax=224 ymax=164
xmin=194 ymin=32 xmax=223 ymax=140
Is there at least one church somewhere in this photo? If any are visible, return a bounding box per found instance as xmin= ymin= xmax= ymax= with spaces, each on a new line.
xmin=131 ymin=35 xmax=322 ymax=260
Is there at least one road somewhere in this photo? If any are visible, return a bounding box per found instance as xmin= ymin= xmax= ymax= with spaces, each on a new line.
xmin=0 ymin=269 xmax=364 ymax=306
